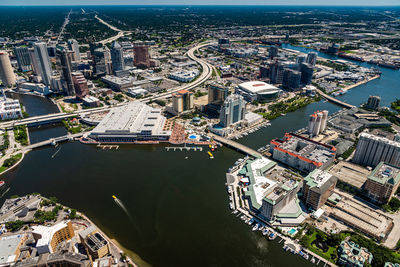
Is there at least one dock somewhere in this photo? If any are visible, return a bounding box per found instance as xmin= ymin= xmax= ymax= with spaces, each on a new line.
xmin=165 ymin=146 xmax=203 ymax=152
xmin=97 ymin=144 xmax=119 ymax=150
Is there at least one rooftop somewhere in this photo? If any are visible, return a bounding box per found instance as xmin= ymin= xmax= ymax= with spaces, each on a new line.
xmin=368 ymin=162 xmax=400 ymax=186
xmin=238 ymin=81 xmax=280 ymax=95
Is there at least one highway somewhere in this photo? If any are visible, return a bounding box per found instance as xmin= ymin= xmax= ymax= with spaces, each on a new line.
xmin=95 ymin=15 xmax=128 ymax=45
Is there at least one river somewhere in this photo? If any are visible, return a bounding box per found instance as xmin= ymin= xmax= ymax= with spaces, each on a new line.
xmin=0 ymin=45 xmax=399 ymax=267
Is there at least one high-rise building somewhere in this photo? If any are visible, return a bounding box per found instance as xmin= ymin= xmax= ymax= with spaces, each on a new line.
xmin=208 ymin=83 xmax=228 ymax=105
xmin=282 ymin=68 xmax=301 ymax=91
xmin=14 ymin=46 xmax=32 ymax=72
xmin=269 ymin=61 xmax=286 ymax=84
xmin=67 ymin=39 xmax=80 ymax=61
xmin=306 ymin=52 xmax=318 ymax=66
xmin=302 ymin=169 xmax=337 ymax=210
xmin=28 ymin=48 xmax=40 ymax=75
xmin=172 ymin=89 xmax=194 ymax=114
xmin=33 ymin=42 xmax=52 ymax=86
xmin=57 ymin=49 xmax=75 ymax=96
xmin=219 ymin=94 xmax=245 ymax=128
xmin=110 ymin=41 xmax=124 ymax=73
xmin=134 ymin=45 xmax=150 ymax=68
xmin=353 ymin=132 xmax=400 ymax=167
xmin=269 ymin=46 xmax=278 ymax=60
xmin=296 ymin=55 xmax=307 ymax=65
xmin=308 ymin=110 xmax=328 ymax=136
xmin=72 ymin=72 xmax=89 ymax=99
xmin=259 ymin=65 xmax=269 ymax=79
xmin=300 ymin=63 xmax=314 ymax=85
xmin=0 ymin=51 xmax=16 ymax=87
xmin=366 ymin=95 xmax=381 ymax=110
xmin=93 ymin=47 xmax=108 ymax=77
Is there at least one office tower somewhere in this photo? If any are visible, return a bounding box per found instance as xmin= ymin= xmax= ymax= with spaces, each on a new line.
xmin=28 ymin=48 xmax=40 ymax=75
xmin=110 ymin=41 xmax=124 ymax=73
xmin=306 ymin=52 xmax=318 ymax=66
xmin=14 ymin=46 xmax=32 ymax=72
xmin=67 ymin=39 xmax=80 ymax=61
xmin=133 ymin=45 xmax=150 ymax=68
xmin=72 ymin=72 xmax=88 ymax=99
xmin=172 ymin=90 xmax=194 ymax=114
xmin=93 ymin=47 xmax=108 ymax=77
xmin=208 ymin=83 xmax=228 ymax=105
xmin=57 ymin=49 xmax=75 ymax=96
xmin=296 ymin=55 xmax=306 ymax=66
xmin=33 ymin=42 xmax=52 ymax=86
xmin=219 ymin=94 xmax=245 ymax=128
xmin=353 ymin=132 xmax=400 ymax=167
xmin=303 ymin=169 xmax=337 ymax=210
xmin=0 ymin=51 xmax=16 ymax=87
xmin=269 ymin=61 xmax=286 ymax=84
xmin=282 ymin=69 xmax=301 ymax=91
xmin=300 ymin=63 xmax=314 ymax=85
xmin=327 ymin=43 xmax=340 ymax=55
xmin=259 ymin=65 xmax=269 ymax=79
xmin=269 ymin=46 xmax=278 ymax=60
xmin=308 ymin=110 xmax=328 ymax=136
xmin=366 ymin=95 xmax=381 ymax=110
xmin=218 ymin=38 xmax=230 ymax=45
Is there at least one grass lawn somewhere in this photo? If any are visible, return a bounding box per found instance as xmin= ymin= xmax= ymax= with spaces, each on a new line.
xmin=302 ymin=232 xmax=338 ymax=263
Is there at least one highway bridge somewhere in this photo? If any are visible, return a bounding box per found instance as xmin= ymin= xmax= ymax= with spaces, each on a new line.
xmin=208 ymin=133 xmax=262 ymax=158
xmin=315 ymin=88 xmax=355 ymax=109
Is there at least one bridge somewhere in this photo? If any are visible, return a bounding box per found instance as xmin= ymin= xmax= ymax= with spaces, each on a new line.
xmin=25 ymin=132 xmax=85 ymax=150
xmin=208 ymin=133 xmax=262 ymax=158
xmin=315 ymin=88 xmax=355 ymax=109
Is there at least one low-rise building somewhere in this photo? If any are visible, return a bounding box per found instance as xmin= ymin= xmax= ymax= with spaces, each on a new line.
xmin=82 ymin=96 xmax=100 ymax=107
xmin=168 ymin=69 xmax=199 ymax=82
xmin=236 ymin=81 xmax=280 ymax=103
xmin=0 ymin=234 xmax=29 ymax=266
xmin=302 ymin=169 xmax=337 ymax=210
xmin=364 ymin=162 xmax=400 ymax=204
xmin=338 ymin=240 xmax=373 ymax=267
xmin=270 ymin=133 xmax=336 ymax=173
xmin=0 ymin=96 xmax=22 ymax=120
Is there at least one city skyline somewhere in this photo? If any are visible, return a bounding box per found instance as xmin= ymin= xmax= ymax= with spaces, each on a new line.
xmin=1 ymin=0 xmax=400 ymax=6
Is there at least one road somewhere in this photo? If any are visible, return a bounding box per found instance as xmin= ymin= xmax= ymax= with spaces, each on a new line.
xmin=56 ymin=9 xmax=72 ymax=43
xmin=95 ymin=15 xmax=128 ymax=45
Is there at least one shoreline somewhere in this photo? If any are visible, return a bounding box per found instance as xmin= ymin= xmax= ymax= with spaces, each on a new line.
xmin=341 ymin=74 xmax=381 ymax=93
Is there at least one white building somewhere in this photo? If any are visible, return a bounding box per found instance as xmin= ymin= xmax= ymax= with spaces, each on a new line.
xmin=168 ymin=69 xmax=199 ymax=82
xmin=236 ymin=81 xmax=280 ymax=102
xmin=0 ymin=95 xmax=22 ymax=120
xmin=308 ymin=110 xmax=328 ymax=137
xmin=19 ymin=82 xmax=50 ymax=95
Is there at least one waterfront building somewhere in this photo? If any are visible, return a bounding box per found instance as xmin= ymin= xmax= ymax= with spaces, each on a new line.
xmin=208 ymin=82 xmax=228 ymax=105
xmin=57 ymin=48 xmax=75 ymax=96
xmin=33 ymin=42 xmax=53 ymax=87
xmin=364 ymin=162 xmax=400 ymax=204
xmin=270 ymin=133 xmax=336 ymax=172
xmin=236 ymin=81 xmax=280 ymax=103
xmin=89 ymin=102 xmax=171 ymax=143
xmin=366 ymin=95 xmax=381 ymax=110
xmin=15 ymin=251 xmax=90 ymax=267
xmin=306 ymin=52 xmax=318 ymax=66
xmin=308 ymin=110 xmax=328 ymax=137
xmin=110 ymin=41 xmax=125 ymax=73
xmin=79 ymin=225 xmax=110 ymax=259
xmin=302 ymin=169 xmax=337 ymax=210
xmin=269 ymin=45 xmax=278 ymax=60
xmin=296 ymin=55 xmax=307 ymax=65
xmin=18 ymin=82 xmax=50 ymax=95
xmin=67 ymin=39 xmax=80 ymax=62
xmin=300 ymin=63 xmax=314 ymax=85
xmin=240 ymin=157 xmax=305 ymax=226
xmin=219 ymin=94 xmax=245 ymax=128
xmin=14 ymin=46 xmax=32 ymax=72
xmin=32 ymin=221 xmax=75 ymax=255
xmin=0 ymin=94 xmax=22 ymax=120
xmin=172 ymin=89 xmax=194 ymax=114
xmin=282 ymin=69 xmax=301 ymax=91
xmin=0 ymin=234 xmax=29 ymax=266
xmin=72 ymin=72 xmax=89 ymax=99
xmin=353 ymin=132 xmax=400 ymax=168
xmin=134 ymin=45 xmax=150 ymax=68
xmin=338 ymin=241 xmax=373 ymax=267
xmin=28 ymin=48 xmax=40 ymax=76
xmin=0 ymin=51 xmax=16 ymax=87
xmin=168 ymin=69 xmax=199 ymax=82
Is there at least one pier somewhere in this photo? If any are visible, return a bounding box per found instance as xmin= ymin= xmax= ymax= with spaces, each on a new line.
xmin=208 ymin=133 xmax=262 ymax=158
xmin=166 ymin=146 xmax=203 ymax=152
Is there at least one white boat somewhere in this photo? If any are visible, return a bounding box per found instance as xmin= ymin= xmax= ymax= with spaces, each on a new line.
xmin=252 ymin=224 xmax=259 ymax=231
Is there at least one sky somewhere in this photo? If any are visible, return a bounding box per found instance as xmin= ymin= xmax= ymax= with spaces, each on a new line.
xmin=0 ymin=0 xmax=399 ymax=6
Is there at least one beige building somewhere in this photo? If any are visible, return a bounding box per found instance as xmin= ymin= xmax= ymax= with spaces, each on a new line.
xmin=172 ymin=89 xmax=194 ymax=114
xmin=303 ymin=169 xmax=337 ymax=210
xmin=0 ymin=51 xmax=16 ymax=87
xmin=32 ymin=221 xmax=75 ymax=254
xmin=79 ymin=225 xmax=110 ymax=260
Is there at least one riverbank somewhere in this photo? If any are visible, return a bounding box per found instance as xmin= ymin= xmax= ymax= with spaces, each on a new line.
xmin=341 ymin=74 xmax=381 ymax=93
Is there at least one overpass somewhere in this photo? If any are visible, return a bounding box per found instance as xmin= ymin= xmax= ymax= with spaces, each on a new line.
xmin=208 ymin=133 xmax=262 ymax=158
xmin=315 ymin=88 xmax=355 ymax=109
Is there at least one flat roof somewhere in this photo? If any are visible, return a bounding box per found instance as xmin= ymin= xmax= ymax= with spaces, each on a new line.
xmin=32 ymin=221 xmax=69 ymax=252
xmin=238 ymin=81 xmax=280 ymax=95
xmin=0 ymin=234 xmax=25 ymax=265
xmin=368 ymin=162 xmax=400 ymax=186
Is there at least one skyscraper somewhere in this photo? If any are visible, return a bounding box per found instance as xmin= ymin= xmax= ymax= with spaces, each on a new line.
xmin=110 ymin=41 xmax=124 ymax=73
xmin=308 ymin=110 xmax=328 ymax=136
xmin=353 ymin=132 xmax=400 ymax=167
xmin=208 ymin=83 xmax=228 ymax=105
xmin=0 ymin=51 xmax=16 ymax=87
xmin=300 ymin=63 xmax=314 ymax=85
xmin=269 ymin=46 xmax=278 ymax=60
xmin=306 ymin=52 xmax=318 ymax=66
xmin=172 ymin=90 xmax=194 ymax=114
xmin=72 ymin=72 xmax=88 ymax=99
xmin=57 ymin=48 xmax=75 ymax=96
xmin=282 ymin=69 xmax=301 ymax=91
xmin=219 ymin=94 xmax=245 ymax=128
xmin=33 ymin=42 xmax=52 ymax=86
xmin=366 ymin=95 xmax=381 ymax=110
xmin=67 ymin=39 xmax=80 ymax=62
xmin=14 ymin=46 xmax=32 ymax=72
xmin=296 ymin=55 xmax=307 ymax=65
xmin=134 ymin=45 xmax=150 ymax=68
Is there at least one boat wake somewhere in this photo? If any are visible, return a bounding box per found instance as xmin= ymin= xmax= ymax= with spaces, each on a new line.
xmin=0 ymin=188 xmax=10 ymax=198
xmin=114 ymin=197 xmax=133 ymax=220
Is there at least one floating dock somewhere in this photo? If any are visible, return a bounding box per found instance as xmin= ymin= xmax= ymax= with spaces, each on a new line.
xmin=165 ymin=146 xmax=203 ymax=152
